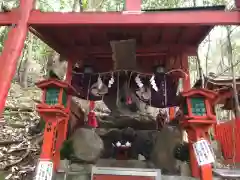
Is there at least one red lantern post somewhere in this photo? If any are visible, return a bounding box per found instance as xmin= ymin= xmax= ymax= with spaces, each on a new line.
xmin=179 ymin=88 xmax=217 ymax=180
xmin=36 ymin=78 xmax=77 ymax=170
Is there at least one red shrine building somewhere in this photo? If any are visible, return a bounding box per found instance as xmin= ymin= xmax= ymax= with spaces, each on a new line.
xmin=0 ymin=0 xmax=240 ymax=180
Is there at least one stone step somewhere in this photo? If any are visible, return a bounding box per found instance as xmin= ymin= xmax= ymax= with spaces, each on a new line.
xmin=55 ymin=173 xmax=222 ymax=180
xmin=56 ymin=160 xmax=223 ymax=180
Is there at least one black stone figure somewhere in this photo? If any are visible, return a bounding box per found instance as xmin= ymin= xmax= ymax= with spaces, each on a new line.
xmin=101 ymin=128 xmax=156 ymax=161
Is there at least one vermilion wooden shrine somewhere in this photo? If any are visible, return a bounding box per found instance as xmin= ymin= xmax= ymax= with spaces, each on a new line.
xmin=0 ymin=0 xmax=240 ymax=180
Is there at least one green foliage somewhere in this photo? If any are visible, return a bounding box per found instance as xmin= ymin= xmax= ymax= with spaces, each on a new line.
xmin=0 ymin=27 xmax=9 ymax=53
xmin=0 ymin=172 xmax=5 ymax=180
xmin=39 ymin=118 xmax=46 ymax=131
xmin=82 ymin=0 xmax=88 ymax=9
xmin=60 ymin=139 xmax=74 ymax=160
xmin=142 ymin=0 xmax=184 ymax=9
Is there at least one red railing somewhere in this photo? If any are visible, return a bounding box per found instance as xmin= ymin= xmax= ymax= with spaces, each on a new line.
xmin=215 ymin=119 xmax=240 ymax=163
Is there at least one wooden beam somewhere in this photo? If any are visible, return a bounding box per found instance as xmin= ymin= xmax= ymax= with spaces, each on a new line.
xmin=0 ymin=12 xmax=17 ymax=25
xmin=74 ymin=44 xmax=196 ymax=55
xmin=236 ymin=0 xmax=240 ymax=8
xmin=141 ymin=28 xmax=160 ymax=45
xmin=1 ymin=9 xmax=239 ymax=26
xmin=125 ymin=0 xmax=141 ymax=11
xmin=28 ymin=10 xmax=240 ymax=25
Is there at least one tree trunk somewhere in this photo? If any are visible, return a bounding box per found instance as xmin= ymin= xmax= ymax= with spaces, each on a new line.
xmin=72 ymin=0 xmax=79 ymax=12
xmin=205 ymin=35 xmax=211 ymax=76
xmin=87 ymin=0 xmax=104 ymax=10
xmin=226 ymin=26 xmax=240 ymax=118
xmin=17 ymin=50 xmax=26 ymax=83
xmin=20 ymin=33 xmax=33 ymax=88
xmin=192 ymin=0 xmax=197 ymax=6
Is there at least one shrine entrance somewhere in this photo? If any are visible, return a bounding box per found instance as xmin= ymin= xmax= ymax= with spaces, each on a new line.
xmin=33 ymin=15 xmax=216 ymax=179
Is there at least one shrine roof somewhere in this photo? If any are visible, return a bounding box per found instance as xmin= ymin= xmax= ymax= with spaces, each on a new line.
xmin=194 ymin=76 xmax=240 ymax=90
xmin=28 ymin=5 xmax=228 ymax=61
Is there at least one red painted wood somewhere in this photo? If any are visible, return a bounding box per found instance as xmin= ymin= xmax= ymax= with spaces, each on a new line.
xmin=125 ymin=0 xmax=141 ymax=11
xmin=75 ymin=44 xmax=196 ymax=54
xmin=215 ymin=119 xmax=240 ymax=163
xmin=181 ymin=88 xmax=217 ymax=100
xmin=0 ymin=12 xmax=17 ymax=25
xmin=200 ymin=164 xmax=213 ymax=180
xmin=0 ymin=8 xmax=239 ymax=26
xmin=236 ymin=0 xmax=240 ymax=8
xmin=187 ymin=128 xmax=205 ymax=177
xmin=28 ymin=10 xmax=240 ymax=25
xmin=0 ymin=0 xmax=34 ymax=115
xmin=36 ymin=78 xmax=77 ymax=96
xmin=40 ymin=120 xmax=58 ymax=159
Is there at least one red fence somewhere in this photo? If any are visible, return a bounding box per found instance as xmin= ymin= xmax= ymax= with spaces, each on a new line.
xmin=215 ymin=119 xmax=240 ymax=163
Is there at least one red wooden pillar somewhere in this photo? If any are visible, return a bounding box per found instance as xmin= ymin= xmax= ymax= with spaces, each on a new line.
xmin=0 ymin=0 xmax=34 ymax=115
xmin=200 ymin=127 xmax=213 ymax=180
xmin=187 ymin=129 xmax=200 ymax=177
xmin=188 ymin=129 xmax=213 ymax=180
xmin=125 ymin=0 xmax=141 ymax=11
xmin=52 ymin=119 xmax=66 ymax=169
xmin=200 ymin=164 xmax=213 ymax=180
xmin=40 ymin=117 xmax=67 ymax=170
xmin=236 ymin=0 xmax=240 ymax=8
xmin=40 ymin=120 xmax=58 ymax=160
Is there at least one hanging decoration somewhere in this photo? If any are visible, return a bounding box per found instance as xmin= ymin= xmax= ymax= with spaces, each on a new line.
xmin=97 ymin=76 xmax=103 ymax=89
xmin=87 ymin=101 xmax=98 ymax=128
xmin=90 ymin=75 xmax=108 ymax=96
xmin=135 ymin=74 xmax=144 ymax=89
xmin=134 ymin=74 xmax=151 ymax=101
xmin=150 ymin=75 xmax=158 ymax=92
xmin=72 ymin=69 xmax=188 ymax=107
xmin=108 ymin=73 xmax=115 ymax=88
xmin=73 ymin=68 xmax=188 ymax=78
